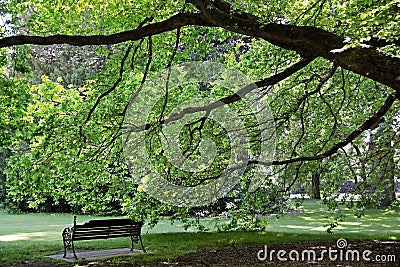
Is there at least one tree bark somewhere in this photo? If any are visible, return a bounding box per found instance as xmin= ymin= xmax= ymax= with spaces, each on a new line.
xmin=312 ymin=172 xmax=321 ymax=199
xmin=367 ymin=119 xmax=396 ymax=208
xmin=379 ymin=129 xmax=396 ymax=208
xmin=380 ymin=155 xmax=396 ymax=208
xmin=0 ymin=148 xmax=11 ymax=204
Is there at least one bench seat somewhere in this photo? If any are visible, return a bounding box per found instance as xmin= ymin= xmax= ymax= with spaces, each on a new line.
xmin=62 ymin=216 xmax=145 ymax=259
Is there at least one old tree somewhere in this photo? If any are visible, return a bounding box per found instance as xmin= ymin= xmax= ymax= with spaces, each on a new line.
xmin=0 ymin=0 xmax=399 ymax=230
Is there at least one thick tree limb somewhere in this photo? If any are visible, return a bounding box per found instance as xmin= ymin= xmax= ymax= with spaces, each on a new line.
xmin=0 ymin=13 xmax=210 ymax=47
xmin=1 ymin=7 xmax=399 ymax=92
xmin=1 ymin=2 xmax=399 ymax=91
xmin=187 ymin=0 xmax=400 ymax=91
xmin=251 ymin=90 xmax=400 ymax=166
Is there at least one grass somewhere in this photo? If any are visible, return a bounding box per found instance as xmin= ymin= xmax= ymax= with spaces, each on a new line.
xmin=0 ymin=200 xmax=399 ymax=265
xmin=267 ymin=200 xmax=400 ymax=238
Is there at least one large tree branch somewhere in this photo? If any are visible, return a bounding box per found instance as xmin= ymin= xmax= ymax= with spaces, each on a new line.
xmin=0 ymin=13 xmax=211 ymax=47
xmin=251 ymin=90 xmax=400 ymax=166
xmin=1 ymin=3 xmax=399 ymax=91
xmin=187 ymin=0 xmax=400 ymax=91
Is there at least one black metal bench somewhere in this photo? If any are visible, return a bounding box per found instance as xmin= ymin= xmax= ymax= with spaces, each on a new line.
xmin=62 ymin=216 xmax=146 ymax=259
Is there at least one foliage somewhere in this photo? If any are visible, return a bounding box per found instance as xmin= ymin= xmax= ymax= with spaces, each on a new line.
xmin=0 ymin=0 xmax=399 ymax=230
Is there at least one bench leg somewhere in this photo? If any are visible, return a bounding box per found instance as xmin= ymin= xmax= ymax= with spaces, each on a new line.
xmin=63 ymin=245 xmax=67 ymax=258
xmin=72 ymin=240 xmax=78 ymax=259
xmin=62 ymin=227 xmax=72 ymax=258
xmin=139 ymin=235 xmax=146 ymax=253
xmin=130 ymin=235 xmax=146 ymax=253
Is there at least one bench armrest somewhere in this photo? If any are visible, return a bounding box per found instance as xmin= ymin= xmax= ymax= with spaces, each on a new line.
xmin=62 ymin=227 xmax=72 ymax=241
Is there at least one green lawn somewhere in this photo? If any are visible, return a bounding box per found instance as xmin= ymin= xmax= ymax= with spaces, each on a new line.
xmin=0 ymin=200 xmax=399 ymax=265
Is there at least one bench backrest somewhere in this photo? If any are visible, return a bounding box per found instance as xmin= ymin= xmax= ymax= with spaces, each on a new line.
xmin=72 ymin=218 xmax=143 ymax=241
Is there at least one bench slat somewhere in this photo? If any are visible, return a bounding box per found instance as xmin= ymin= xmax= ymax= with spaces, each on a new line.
xmin=74 ymin=228 xmax=141 ymax=234
xmin=73 ymin=227 xmax=141 ymax=232
xmin=82 ymin=219 xmax=141 ymax=227
xmin=73 ymin=235 xmax=118 ymax=241
xmin=73 ymin=233 xmax=134 ymax=239
xmin=73 ymin=229 xmax=139 ymax=236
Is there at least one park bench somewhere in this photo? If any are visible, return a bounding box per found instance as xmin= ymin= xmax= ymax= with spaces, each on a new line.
xmin=62 ymin=216 xmax=146 ymax=259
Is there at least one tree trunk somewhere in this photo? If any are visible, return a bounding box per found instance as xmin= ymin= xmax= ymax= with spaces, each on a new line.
xmin=368 ymin=119 xmax=396 ymax=208
xmin=379 ymin=133 xmax=396 ymax=208
xmin=0 ymin=148 xmax=10 ymax=204
xmin=312 ymin=172 xmax=321 ymax=199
